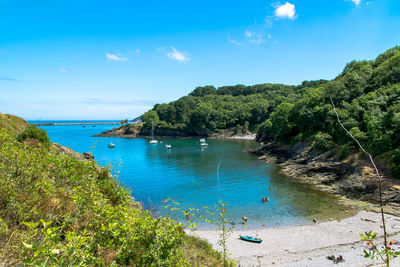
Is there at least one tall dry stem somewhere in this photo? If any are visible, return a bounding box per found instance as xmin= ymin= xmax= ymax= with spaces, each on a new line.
xmin=330 ymin=98 xmax=389 ymax=266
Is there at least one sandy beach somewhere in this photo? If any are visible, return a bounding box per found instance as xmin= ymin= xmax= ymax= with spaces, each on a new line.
xmin=191 ymin=211 xmax=400 ymax=266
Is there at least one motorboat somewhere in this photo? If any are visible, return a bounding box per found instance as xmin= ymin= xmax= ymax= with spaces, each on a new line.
xmin=108 ymin=142 xmax=115 ymax=148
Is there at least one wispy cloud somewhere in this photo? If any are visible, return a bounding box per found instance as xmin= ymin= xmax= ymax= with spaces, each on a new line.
xmin=227 ymin=34 xmax=241 ymax=45
xmin=245 ymin=30 xmax=265 ymax=44
xmin=265 ymin=16 xmax=274 ymax=27
xmin=60 ymin=68 xmax=68 ymax=73
xmin=167 ymin=47 xmax=190 ymax=62
xmin=82 ymin=98 xmax=157 ymax=106
xmin=106 ymin=52 xmax=127 ymax=61
xmin=0 ymin=77 xmax=17 ymax=81
xmin=275 ymin=2 xmax=296 ymax=19
xmin=350 ymin=0 xmax=361 ymax=5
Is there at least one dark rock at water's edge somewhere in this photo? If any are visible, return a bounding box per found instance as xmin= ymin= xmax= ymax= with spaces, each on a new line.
xmin=250 ymin=142 xmax=400 ymax=215
xmin=83 ymin=152 xmax=94 ymax=160
xmin=94 ymin=123 xmax=253 ymax=139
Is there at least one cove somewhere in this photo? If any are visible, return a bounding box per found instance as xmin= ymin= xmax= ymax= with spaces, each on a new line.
xmin=39 ymin=123 xmax=354 ymax=229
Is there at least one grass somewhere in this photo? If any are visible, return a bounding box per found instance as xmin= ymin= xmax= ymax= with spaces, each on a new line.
xmin=0 ymin=113 xmax=28 ymax=135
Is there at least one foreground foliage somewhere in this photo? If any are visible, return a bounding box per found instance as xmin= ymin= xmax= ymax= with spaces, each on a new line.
xmin=0 ymin=123 xmax=225 ymax=266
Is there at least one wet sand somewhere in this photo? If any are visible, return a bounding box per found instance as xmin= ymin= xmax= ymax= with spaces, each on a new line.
xmin=190 ymin=210 xmax=400 ymax=266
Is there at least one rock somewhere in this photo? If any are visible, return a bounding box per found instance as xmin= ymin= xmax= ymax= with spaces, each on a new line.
xmin=83 ymin=152 xmax=94 ymax=160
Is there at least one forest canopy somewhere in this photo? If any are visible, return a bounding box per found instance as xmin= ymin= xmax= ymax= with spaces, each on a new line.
xmin=141 ymin=46 xmax=400 ymax=176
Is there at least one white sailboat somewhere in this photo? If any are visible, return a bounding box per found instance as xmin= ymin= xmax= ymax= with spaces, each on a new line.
xmin=199 ymin=138 xmax=208 ymax=146
xmin=149 ymin=121 xmax=158 ymax=144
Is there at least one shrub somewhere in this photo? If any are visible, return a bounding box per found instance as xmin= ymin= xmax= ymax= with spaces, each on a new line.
xmin=390 ymin=149 xmax=400 ymax=178
xmin=312 ymin=132 xmax=334 ymax=152
xmin=338 ymin=144 xmax=351 ymax=160
xmin=17 ymin=125 xmax=50 ymax=147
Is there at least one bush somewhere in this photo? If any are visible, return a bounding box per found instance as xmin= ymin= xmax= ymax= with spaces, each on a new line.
xmin=312 ymin=132 xmax=334 ymax=152
xmin=390 ymin=149 xmax=400 ymax=178
xmin=17 ymin=125 xmax=50 ymax=147
xmin=338 ymin=144 xmax=351 ymax=160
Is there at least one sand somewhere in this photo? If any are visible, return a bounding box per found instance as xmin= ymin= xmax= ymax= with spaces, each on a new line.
xmin=190 ymin=211 xmax=400 ymax=266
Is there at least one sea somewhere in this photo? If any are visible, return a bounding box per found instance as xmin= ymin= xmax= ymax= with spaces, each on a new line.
xmin=34 ymin=120 xmax=354 ymax=229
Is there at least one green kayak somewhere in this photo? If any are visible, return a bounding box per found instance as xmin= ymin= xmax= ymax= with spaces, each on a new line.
xmin=239 ymin=235 xmax=262 ymax=243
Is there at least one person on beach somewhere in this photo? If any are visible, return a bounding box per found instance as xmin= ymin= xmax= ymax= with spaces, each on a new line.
xmin=242 ymin=216 xmax=248 ymax=223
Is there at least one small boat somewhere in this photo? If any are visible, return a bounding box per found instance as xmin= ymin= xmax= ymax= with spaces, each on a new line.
xmin=165 ymin=144 xmax=172 ymax=149
xmin=200 ymin=142 xmax=208 ymax=147
xmin=239 ymin=235 xmax=262 ymax=243
xmin=149 ymin=120 xmax=158 ymax=144
xmin=108 ymin=142 xmax=115 ymax=148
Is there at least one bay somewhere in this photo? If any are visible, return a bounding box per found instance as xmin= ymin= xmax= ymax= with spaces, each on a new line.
xmin=38 ymin=122 xmax=353 ymax=229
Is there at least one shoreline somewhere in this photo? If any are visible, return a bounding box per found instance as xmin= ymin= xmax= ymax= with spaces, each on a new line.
xmin=94 ymin=132 xmax=257 ymax=141
xmin=190 ymin=210 xmax=400 ymax=266
xmin=251 ymin=142 xmax=400 ymax=217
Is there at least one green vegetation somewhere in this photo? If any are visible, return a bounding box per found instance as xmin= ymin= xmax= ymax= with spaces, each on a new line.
xmin=0 ymin=115 xmax=225 ymax=266
xmin=17 ymin=125 xmax=50 ymax=147
xmin=0 ymin=113 xmax=28 ymax=135
xmin=140 ymin=83 xmax=300 ymax=135
xmin=140 ymin=46 xmax=400 ymax=176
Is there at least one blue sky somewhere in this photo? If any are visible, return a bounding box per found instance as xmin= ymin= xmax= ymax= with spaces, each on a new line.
xmin=1 ymin=0 xmax=400 ymax=120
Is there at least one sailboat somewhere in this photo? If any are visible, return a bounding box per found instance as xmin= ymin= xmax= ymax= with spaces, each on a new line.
xmin=199 ymin=138 xmax=208 ymax=146
xmin=149 ymin=121 xmax=158 ymax=144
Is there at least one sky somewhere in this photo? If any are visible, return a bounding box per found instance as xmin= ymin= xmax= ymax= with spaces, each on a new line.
xmin=1 ymin=0 xmax=400 ymax=120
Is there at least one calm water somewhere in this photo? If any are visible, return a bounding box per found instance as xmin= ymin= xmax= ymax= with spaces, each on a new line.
xmin=38 ymin=122 xmax=353 ymax=229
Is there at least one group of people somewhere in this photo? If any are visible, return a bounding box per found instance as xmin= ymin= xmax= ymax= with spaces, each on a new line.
xmin=241 ymin=196 xmax=270 ymax=223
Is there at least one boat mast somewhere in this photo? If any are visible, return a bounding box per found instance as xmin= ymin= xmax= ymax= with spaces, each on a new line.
xmin=151 ymin=120 xmax=154 ymax=140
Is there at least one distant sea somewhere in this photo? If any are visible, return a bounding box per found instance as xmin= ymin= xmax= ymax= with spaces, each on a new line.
xmin=28 ymin=120 xmax=121 ymax=124
xmin=36 ymin=120 xmax=354 ymax=229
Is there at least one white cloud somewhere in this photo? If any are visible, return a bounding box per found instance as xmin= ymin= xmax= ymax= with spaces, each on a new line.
xmin=275 ymin=2 xmax=296 ymax=19
xmin=227 ymin=34 xmax=241 ymax=45
xmin=60 ymin=68 xmax=68 ymax=73
xmin=106 ymin=52 xmax=127 ymax=61
xmin=245 ymin=30 xmax=265 ymax=45
xmin=167 ymin=47 xmax=190 ymax=61
xmin=350 ymin=0 xmax=361 ymax=5
xmin=245 ymin=30 xmax=253 ymax=38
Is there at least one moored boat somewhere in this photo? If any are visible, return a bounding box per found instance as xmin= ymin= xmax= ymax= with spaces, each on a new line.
xmin=149 ymin=120 xmax=158 ymax=144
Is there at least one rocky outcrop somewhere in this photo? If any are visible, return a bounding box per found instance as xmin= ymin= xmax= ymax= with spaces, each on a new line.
xmin=250 ymin=142 xmax=400 ymax=214
xmin=138 ymin=127 xmax=189 ymax=137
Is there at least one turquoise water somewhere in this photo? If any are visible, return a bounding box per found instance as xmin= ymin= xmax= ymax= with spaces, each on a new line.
xmin=39 ymin=123 xmax=352 ymax=229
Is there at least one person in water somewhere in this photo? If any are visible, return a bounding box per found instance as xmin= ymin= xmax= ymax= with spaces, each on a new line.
xmin=185 ymin=211 xmax=190 ymax=221
xmin=262 ymin=197 xmax=269 ymax=203
xmin=242 ymin=216 xmax=248 ymax=223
